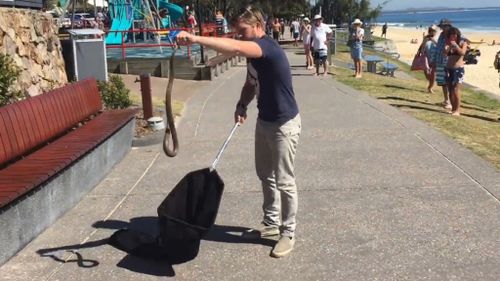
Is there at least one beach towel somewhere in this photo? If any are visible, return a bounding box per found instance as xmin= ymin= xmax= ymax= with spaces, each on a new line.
xmin=432 ymin=34 xmax=448 ymax=86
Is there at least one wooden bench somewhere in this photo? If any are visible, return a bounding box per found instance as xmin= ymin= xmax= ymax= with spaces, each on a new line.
xmin=380 ymin=62 xmax=399 ymax=77
xmin=0 ymin=77 xmax=137 ymax=265
xmin=0 ymin=78 xmax=136 ymax=208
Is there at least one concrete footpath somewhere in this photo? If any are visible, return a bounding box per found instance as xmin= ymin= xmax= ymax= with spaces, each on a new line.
xmin=1 ymin=47 xmax=499 ymax=280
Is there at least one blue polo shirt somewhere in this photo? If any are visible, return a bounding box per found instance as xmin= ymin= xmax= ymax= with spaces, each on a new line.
xmin=249 ymin=36 xmax=299 ymax=123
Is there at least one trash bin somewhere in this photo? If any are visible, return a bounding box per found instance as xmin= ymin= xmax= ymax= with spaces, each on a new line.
xmin=66 ymin=29 xmax=108 ymax=81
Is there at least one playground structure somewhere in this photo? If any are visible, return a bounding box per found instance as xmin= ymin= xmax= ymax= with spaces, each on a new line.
xmin=105 ymin=0 xmax=184 ymax=45
xmin=55 ymin=0 xmax=183 ymax=44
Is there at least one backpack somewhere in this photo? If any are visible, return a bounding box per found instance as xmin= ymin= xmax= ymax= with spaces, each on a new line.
xmin=494 ymin=50 xmax=500 ymax=71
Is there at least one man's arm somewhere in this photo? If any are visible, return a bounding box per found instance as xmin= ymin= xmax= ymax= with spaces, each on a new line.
xmin=234 ymin=70 xmax=258 ymax=124
xmin=176 ymin=31 xmax=263 ymax=58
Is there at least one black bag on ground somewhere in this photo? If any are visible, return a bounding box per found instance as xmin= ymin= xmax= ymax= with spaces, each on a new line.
xmin=109 ymin=168 xmax=224 ymax=264
xmin=494 ymin=50 xmax=500 ymax=71
xmin=157 ymin=168 xmax=224 ymax=262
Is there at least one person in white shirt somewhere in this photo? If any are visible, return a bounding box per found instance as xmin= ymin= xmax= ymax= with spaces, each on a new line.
xmin=290 ymin=18 xmax=300 ymax=46
xmin=310 ymin=14 xmax=333 ymax=76
xmin=350 ymin=18 xmax=364 ymax=78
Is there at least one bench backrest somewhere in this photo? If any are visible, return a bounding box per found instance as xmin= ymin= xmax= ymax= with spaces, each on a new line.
xmin=0 ymin=78 xmax=102 ymax=167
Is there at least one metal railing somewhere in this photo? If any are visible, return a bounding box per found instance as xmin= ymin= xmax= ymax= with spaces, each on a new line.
xmin=105 ymin=25 xmax=237 ymax=60
xmin=105 ymin=28 xmax=191 ymax=60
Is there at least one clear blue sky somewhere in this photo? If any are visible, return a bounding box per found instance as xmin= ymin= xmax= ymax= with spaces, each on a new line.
xmin=370 ymin=0 xmax=500 ymax=10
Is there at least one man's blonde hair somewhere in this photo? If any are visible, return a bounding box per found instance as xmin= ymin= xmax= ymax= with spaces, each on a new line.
xmin=238 ymin=7 xmax=265 ymax=27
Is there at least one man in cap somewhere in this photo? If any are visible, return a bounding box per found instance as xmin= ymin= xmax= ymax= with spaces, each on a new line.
xmin=430 ymin=19 xmax=453 ymax=109
xmin=310 ymin=14 xmax=333 ymax=76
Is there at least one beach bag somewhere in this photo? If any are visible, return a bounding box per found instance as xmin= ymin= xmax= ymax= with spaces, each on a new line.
xmin=410 ymin=53 xmax=428 ymax=71
xmin=494 ymin=51 xmax=500 ymax=71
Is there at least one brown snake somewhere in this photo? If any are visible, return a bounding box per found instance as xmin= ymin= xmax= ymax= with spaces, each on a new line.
xmin=163 ymin=47 xmax=179 ymax=157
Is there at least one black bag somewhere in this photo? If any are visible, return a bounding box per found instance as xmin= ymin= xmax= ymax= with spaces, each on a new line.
xmin=109 ymin=168 xmax=224 ymax=264
xmin=494 ymin=50 xmax=500 ymax=71
xmin=157 ymin=168 xmax=224 ymax=262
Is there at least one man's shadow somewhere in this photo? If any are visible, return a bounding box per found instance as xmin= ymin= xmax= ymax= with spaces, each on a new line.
xmin=36 ymin=217 xmax=274 ymax=277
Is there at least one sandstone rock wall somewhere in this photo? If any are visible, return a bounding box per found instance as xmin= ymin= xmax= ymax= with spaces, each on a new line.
xmin=0 ymin=8 xmax=67 ymax=96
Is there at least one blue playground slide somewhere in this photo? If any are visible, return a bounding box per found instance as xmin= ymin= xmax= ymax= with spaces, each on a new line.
xmin=159 ymin=1 xmax=184 ymax=25
xmin=106 ymin=18 xmax=133 ymax=44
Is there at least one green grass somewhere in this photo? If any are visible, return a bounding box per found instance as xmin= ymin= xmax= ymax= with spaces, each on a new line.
xmin=332 ymin=46 xmax=500 ymax=170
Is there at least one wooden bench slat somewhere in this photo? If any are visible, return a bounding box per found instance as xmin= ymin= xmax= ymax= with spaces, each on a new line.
xmin=24 ymin=101 xmax=43 ymax=148
xmin=29 ymin=98 xmax=49 ymax=142
xmin=2 ymin=107 xmax=22 ymax=156
xmin=0 ymin=113 xmax=10 ymax=164
xmin=15 ymin=103 xmax=34 ymax=150
xmin=54 ymin=87 xmax=76 ymax=126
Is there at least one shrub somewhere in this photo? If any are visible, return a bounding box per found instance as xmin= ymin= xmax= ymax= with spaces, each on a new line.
xmin=0 ymin=53 xmax=23 ymax=107
xmin=98 ymin=75 xmax=132 ymax=109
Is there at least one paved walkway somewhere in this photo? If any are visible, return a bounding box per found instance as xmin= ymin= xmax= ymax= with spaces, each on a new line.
xmin=1 ymin=47 xmax=499 ymax=280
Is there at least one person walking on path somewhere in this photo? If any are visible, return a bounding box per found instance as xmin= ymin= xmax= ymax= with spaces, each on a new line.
xmin=430 ymin=19 xmax=452 ymax=110
xmin=301 ymin=17 xmax=313 ymax=69
xmin=350 ymin=18 xmax=364 ymax=78
xmin=381 ymin=22 xmax=388 ymax=38
xmin=280 ymin=18 xmax=285 ymax=40
xmin=419 ymin=25 xmax=438 ymax=93
xmin=310 ymin=14 xmax=333 ymax=76
xmin=176 ymin=6 xmax=301 ymax=258
xmin=444 ymin=26 xmax=468 ymax=116
xmin=271 ymin=18 xmax=281 ymax=42
xmin=290 ymin=18 xmax=301 ymax=46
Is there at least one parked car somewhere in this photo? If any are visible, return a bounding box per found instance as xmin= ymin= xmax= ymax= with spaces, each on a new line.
xmin=60 ymin=17 xmax=72 ymax=29
xmin=72 ymin=13 xmax=97 ymax=28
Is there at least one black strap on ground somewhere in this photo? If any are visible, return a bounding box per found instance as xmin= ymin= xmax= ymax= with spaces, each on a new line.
xmin=163 ymin=48 xmax=179 ymax=157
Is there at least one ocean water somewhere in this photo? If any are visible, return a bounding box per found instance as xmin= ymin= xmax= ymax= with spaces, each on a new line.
xmin=377 ymin=8 xmax=500 ymax=32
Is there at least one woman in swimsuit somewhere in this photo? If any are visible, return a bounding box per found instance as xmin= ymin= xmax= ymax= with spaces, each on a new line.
xmin=443 ymin=27 xmax=468 ymax=116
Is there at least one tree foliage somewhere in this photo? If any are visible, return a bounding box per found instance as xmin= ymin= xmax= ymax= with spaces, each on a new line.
xmin=0 ymin=53 xmax=23 ymax=107
xmin=313 ymin=0 xmax=389 ymax=26
xmin=173 ymin=0 xmax=310 ymax=22
xmin=98 ymin=75 xmax=132 ymax=109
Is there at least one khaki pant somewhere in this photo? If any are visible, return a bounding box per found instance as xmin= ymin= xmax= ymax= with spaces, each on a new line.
xmin=255 ymin=114 xmax=301 ymax=237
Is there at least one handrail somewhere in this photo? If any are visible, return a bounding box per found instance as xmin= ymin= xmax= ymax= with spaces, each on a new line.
xmin=104 ymin=27 xmax=237 ymax=60
xmin=105 ymin=28 xmax=192 ymax=60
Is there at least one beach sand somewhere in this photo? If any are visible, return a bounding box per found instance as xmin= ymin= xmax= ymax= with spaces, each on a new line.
xmin=372 ymin=26 xmax=500 ymax=97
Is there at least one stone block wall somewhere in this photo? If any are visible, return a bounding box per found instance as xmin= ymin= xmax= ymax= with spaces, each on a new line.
xmin=0 ymin=8 xmax=67 ymax=96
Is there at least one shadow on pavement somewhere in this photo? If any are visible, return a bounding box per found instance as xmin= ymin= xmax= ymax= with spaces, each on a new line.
xmin=205 ymin=224 xmax=277 ymax=247
xmin=36 ymin=218 xmax=274 ymax=277
xmin=379 ymin=96 xmax=490 ymax=112
xmin=36 ymin=239 xmax=108 ymax=268
xmin=390 ymin=104 xmax=499 ymax=122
